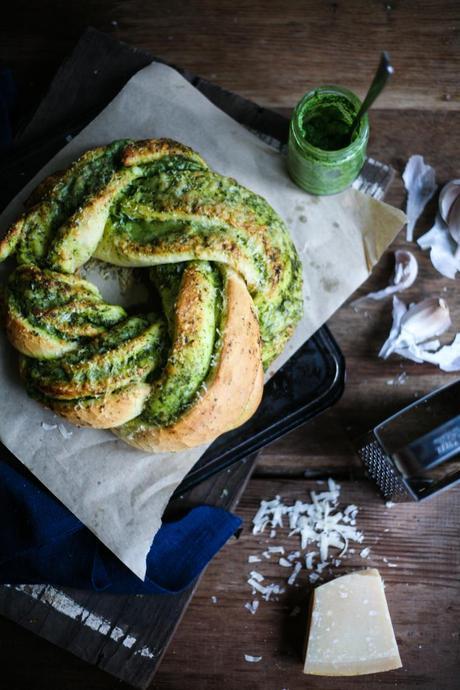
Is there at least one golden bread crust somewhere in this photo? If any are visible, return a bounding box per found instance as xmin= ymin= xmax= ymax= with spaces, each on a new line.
xmin=114 ymin=269 xmax=263 ymax=451
xmin=50 ymin=383 xmax=151 ymax=429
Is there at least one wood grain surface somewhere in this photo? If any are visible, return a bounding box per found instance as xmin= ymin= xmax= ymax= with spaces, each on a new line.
xmin=1 ymin=2 xmax=460 ymax=689
xmin=1 ymin=0 xmax=459 ymax=115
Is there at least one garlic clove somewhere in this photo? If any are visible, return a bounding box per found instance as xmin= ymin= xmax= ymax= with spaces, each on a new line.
xmin=447 ymin=193 xmax=460 ymax=245
xmin=352 ymin=249 xmax=418 ymax=305
xmin=417 ymin=213 xmax=459 ymax=279
xmin=393 ymin=249 xmax=419 ymax=289
xmin=399 ymin=297 xmax=451 ymax=343
xmin=402 ymin=155 xmax=437 ymax=242
xmin=439 ymin=179 xmax=460 ymax=224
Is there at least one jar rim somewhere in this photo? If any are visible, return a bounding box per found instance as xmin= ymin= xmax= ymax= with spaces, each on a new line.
xmin=290 ymin=85 xmax=369 ymax=160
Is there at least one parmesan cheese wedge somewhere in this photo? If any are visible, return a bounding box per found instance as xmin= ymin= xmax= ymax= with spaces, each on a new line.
xmin=303 ymin=568 xmax=402 ymax=676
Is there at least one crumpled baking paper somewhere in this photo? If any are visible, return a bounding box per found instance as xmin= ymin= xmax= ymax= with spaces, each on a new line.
xmin=0 ymin=62 xmax=406 ymax=579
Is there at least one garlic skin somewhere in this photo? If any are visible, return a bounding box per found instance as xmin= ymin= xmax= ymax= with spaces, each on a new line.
xmin=418 ymin=213 xmax=458 ymax=279
xmin=395 ymin=334 xmax=460 ymax=372
xmin=403 ymin=155 xmax=437 ymax=242
xmin=352 ymin=249 xmax=418 ymax=305
xmin=439 ymin=179 xmax=460 ymax=224
xmin=379 ymin=296 xmax=451 ymax=359
xmin=379 ymin=296 xmax=409 ymax=358
xmin=447 ymin=194 xmax=460 ymax=244
xmin=418 ymin=179 xmax=460 ymax=278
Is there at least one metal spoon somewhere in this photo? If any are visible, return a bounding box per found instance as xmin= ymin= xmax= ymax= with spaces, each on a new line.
xmin=350 ymin=52 xmax=394 ymax=139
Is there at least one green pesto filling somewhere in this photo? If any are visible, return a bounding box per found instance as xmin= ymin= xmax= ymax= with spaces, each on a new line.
xmin=7 ymin=267 xmax=126 ymax=344
xmin=24 ymin=314 xmax=166 ymax=396
xmin=103 ymin=167 xmax=303 ymax=368
xmin=17 ymin=140 xmax=131 ymax=266
xmin=301 ymin=94 xmax=357 ymax=151
xmin=122 ymin=260 xmax=222 ymax=431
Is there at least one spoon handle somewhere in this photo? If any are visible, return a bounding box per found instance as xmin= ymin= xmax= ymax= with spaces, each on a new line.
xmin=350 ymin=52 xmax=394 ymax=138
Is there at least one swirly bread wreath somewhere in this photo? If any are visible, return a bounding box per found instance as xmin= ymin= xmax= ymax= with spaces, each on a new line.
xmin=0 ymin=139 xmax=303 ymax=452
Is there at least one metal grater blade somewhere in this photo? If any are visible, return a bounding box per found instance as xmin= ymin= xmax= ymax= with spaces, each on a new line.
xmin=357 ymin=435 xmax=408 ymax=500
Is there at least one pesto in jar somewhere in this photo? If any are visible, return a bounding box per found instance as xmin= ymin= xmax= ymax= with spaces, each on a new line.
xmin=287 ymin=86 xmax=369 ymax=195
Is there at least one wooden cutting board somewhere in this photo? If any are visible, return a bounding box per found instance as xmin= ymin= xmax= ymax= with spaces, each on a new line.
xmin=0 ymin=28 xmax=394 ymax=689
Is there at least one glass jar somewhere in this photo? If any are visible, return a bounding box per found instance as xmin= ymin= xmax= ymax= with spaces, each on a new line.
xmin=287 ymin=85 xmax=369 ymax=195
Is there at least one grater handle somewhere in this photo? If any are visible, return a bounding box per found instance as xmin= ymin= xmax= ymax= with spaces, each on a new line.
xmin=394 ymin=414 xmax=460 ymax=476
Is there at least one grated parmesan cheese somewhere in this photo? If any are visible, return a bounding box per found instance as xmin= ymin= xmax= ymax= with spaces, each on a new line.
xmin=249 ymin=571 xmax=264 ymax=582
xmin=246 ymin=480 xmax=367 ymax=613
xmin=253 ymin=481 xmax=363 ymax=563
xmin=279 ymin=557 xmax=293 ymax=568
xmin=244 ymin=600 xmax=259 ymax=615
xmin=41 ymin=422 xmax=57 ymax=431
xmin=58 ymin=424 xmax=73 ymax=439
xmin=287 ymin=561 xmax=302 ymax=586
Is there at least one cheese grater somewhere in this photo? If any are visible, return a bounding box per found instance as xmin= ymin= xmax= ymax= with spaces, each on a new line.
xmin=356 ymin=379 xmax=460 ymax=501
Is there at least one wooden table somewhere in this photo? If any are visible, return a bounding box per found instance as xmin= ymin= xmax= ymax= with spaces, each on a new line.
xmin=1 ymin=2 xmax=459 ymax=688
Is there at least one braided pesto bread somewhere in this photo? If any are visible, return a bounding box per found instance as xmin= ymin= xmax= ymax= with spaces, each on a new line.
xmin=1 ymin=139 xmax=303 ymax=452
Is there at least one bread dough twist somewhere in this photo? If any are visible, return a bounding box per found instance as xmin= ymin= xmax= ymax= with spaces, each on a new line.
xmin=1 ymin=139 xmax=303 ymax=451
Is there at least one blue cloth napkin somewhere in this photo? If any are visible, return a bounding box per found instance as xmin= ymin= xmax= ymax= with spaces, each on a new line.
xmin=0 ymin=458 xmax=242 ymax=594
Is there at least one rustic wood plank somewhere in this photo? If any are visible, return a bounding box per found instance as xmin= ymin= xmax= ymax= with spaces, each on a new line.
xmin=1 ymin=0 xmax=459 ymax=118
xmin=155 ymin=479 xmax=460 ymax=690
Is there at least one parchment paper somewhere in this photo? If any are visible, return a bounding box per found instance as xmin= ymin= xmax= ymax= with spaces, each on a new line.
xmin=0 ymin=63 xmax=406 ymax=579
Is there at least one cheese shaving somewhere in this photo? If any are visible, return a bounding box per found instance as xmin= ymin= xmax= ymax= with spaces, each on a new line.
xmin=249 ymin=571 xmax=264 ymax=582
xmin=305 ymin=551 xmax=317 ymax=569
xmin=41 ymin=422 xmax=58 ymax=431
xmin=279 ymin=557 xmax=293 ymax=568
xmin=58 ymin=424 xmax=73 ymax=439
xmin=287 ymin=561 xmax=302 ymax=586
xmin=244 ymin=600 xmax=259 ymax=615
